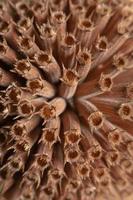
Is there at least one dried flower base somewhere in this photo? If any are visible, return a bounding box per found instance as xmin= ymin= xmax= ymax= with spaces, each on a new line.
xmin=0 ymin=0 xmax=133 ymax=200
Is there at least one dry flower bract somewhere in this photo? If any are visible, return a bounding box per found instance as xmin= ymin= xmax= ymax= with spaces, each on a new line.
xmin=0 ymin=0 xmax=133 ymax=200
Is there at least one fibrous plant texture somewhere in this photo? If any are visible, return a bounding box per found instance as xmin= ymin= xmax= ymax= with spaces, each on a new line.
xmin=0 ymin=0 xmax=133 ymax=199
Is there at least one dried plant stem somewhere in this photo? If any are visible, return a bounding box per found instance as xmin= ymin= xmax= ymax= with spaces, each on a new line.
xmin=27 ymin=77 xmax=55 ymax=98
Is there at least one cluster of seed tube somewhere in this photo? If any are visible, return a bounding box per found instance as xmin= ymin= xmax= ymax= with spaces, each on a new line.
xmin=0 ymin=0 xmax=133 ymax=200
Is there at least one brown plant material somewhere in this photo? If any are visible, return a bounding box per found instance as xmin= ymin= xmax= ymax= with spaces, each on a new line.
xmin=27 ymin=77 xmax=55 ymax=98
xmin=18 ymin=97 xmax=45 ymax=117
xmin=58 ymin=33 xmax=77 ymax=68
xmin=76 ymin=48 xmax=91 ymax=81
xmin=11 ymin=115 xmax=41 ymax=139
xmin=14 ymin=59 xmax=40 ymax=80
xmin=34 ymin=50 xmax=61 ymax=83
xmin=40 ymin=97 xmax=66 ymax=120
xmin=59 ymin=68 xmax=79 ymax=99
xmin=0 ymin=0 xmax=133 ymax=200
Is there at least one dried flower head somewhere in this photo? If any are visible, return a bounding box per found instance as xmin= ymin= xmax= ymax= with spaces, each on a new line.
xmin=0 ymin=0 xmax=133 ymax=200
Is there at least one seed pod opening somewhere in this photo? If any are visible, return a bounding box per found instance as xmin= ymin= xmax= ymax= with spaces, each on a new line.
xmin=118 ymin=103 xmax=133 ymax=120
xmin=18 ymin=100 xmax=34 ymax=117
xmin=6 ymin=85 xmax=22 ymax=104
xmin=99 ymin=73 xmax=113 ymax=92
xmin=88 ymin=111 xmax=103 ymax=130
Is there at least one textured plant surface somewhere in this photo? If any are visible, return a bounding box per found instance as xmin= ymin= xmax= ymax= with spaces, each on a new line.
xmin=0 ymin=0 xmax=133 ymax=199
